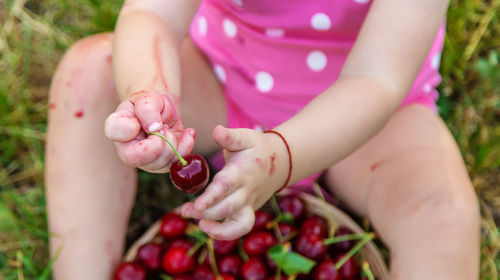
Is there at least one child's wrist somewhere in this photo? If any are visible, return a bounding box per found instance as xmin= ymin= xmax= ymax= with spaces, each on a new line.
xmin=263 ymin=130 xmax=292 ymax=193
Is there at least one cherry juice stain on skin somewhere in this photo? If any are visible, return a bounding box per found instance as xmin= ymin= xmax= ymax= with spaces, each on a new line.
xmin=269 ymin=153 xmax=276 ymax=176
xmin=49 ymin=103 xmax=56 ymax=109
xmin=254 ymin=158 xmax=267 ymax=171
xmin=105 ymin=54 xmax=112 ymax=64
xmin=370 ymin=159 xmax=385 ymax=172
xmin=74 ymin=110 xmax=84 ymax=118
xmin=151 ymin=35 xmax=169 ymax=91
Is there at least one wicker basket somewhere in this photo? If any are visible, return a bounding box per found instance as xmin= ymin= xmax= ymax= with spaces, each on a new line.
xmin=124 ymin=191 xmax=389 ymax=279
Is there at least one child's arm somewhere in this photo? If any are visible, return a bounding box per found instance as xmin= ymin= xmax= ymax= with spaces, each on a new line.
xmin=183 ymin=0 xmax=450 ymax=239
xmin=104 ymin=0 xmax=200 ymax=173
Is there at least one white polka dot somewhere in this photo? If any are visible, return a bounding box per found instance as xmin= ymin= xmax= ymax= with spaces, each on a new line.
xmin=213 ymin=65 xmax=226 ymax=83
xmin=311 ymin=13 xmax=331 ymax=31
xmin=255 ymin=71 xmax=274 ymax=93
xmin=266 ymin=28 xmax=285 ymax=37
xmin=197 ymin=16 xmax=207 ymax=36
xmin=354 ymin=0 xmax=370 ymax=3
xmin=232 ymin=0 xmax=243 ymax=6
xmin=253 ymin=125 xmax=264 ymax=132
xmin=423 ymin=83 xmax=432 ymax=93
xmin=307 ymin=50 xmax=328 ymax=72
xmin=431 ymin=53 xmax=441 ymax=70
xmin=223 ymin=18 xmax=238 ymax=38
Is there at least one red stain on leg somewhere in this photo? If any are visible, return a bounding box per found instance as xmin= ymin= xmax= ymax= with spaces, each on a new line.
xmin=269 ymin=153 xmax=276 ymax=176
xmin=74 ymin=110 xmax=84 ymax=118
xmin=370 ymin=159 xmax=385 ymax=172
xmin=105 ymin=54 xmax=112 ymax=63
xmin=49 ymin=103 xmax=56 ymax=109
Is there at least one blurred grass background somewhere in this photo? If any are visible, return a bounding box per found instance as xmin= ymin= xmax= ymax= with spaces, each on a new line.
xmin=0 ymin=0 xmax=498 ymax=279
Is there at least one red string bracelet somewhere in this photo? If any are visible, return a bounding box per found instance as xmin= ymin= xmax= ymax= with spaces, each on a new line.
xmin=264 ymin=130 xmax=292 ymax=193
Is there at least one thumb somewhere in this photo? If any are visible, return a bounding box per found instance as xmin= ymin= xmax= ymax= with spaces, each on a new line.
xmin=212 ymin=125 xmax=254 ymax=152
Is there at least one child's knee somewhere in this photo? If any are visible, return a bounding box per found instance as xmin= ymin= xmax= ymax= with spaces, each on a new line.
xmin=393 ymin=180 xmax=480 ymax=233
xmin=50 ymin=33 xmax=114 ymax=103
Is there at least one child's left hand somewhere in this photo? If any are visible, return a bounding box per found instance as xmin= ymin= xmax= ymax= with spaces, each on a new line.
xmin=181 ymin=125 xmax=289 ymax=240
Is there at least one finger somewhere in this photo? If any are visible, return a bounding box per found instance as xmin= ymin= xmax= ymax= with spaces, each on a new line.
xmin=114 ymin=133 xmax=164 ymax=167
xmin=160 ymin=95 xmax=179 ymax=128
xmin=199 ymin=206 xmax=255 ymax=240
xmin=104 ymin=110 xmax=141 ymax=142
xmin=212 ymin=125 xmax=254 ymax=152
xmin=180 ymin=202 xmax=203 ymax=220
xmin=201 ymin=188 xmax=249 ymax=220
xmin=131 ymin=92 xmax=165 ymax=133
xmin=194 ymin=163 xmax=243 ymax=212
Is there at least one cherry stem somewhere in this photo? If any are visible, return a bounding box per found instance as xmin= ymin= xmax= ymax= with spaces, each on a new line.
xmin=238 ymin=239 xmax=249 ymax=262
xmin=362 ymin=261 xmax=375 ymax=280
xmin=270 ymin=195 xmax=282 ymax=216
xmin=187 ymin=239 xmax=205 ymax=257
xmin=323 ymin=233 xmax=366 ymax=245
xmin=150 ymin=132 xmax=187 ymax=166
xmin=207 ymin=238 xmax=221 ymax=278
xmin=334 ymin=233 xmax=375 ymax=270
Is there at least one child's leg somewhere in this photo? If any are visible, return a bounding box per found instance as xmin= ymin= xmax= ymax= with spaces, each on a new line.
xmin=323 ymin=105 xmax=479 ymax=280
xmin=46 ymin=34 xmax=226 ymax=279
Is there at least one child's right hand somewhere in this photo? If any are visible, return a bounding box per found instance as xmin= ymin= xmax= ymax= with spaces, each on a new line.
xmin=104 ymin=90 xmax=195 ymax=173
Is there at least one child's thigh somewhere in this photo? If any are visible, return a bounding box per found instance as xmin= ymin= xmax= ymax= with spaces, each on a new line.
xmin=323 ymin=105 xmax=476 ymax=219
xmin=179 ymin=38 xmax=227 ymax=156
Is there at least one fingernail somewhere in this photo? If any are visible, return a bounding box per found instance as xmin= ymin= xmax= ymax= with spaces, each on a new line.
xmin=148 ymin=122 xmax=161 ymax=132
xmin=189 ymin=129 xmax=196 ymax=137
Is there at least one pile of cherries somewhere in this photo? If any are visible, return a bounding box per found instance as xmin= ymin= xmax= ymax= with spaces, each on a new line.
xmin=113 ymin=195 xmax=375 ymax=280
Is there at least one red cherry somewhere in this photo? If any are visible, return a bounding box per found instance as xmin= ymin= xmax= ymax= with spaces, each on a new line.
xmin=214 ymin=239 xmax=239 ymax=256
xmin=135 ymin=242 xmax=163 ymax=270
xmin=252 ymin=211 xmax=272 ymax=231
xmin=241 ymin=257 xmax=268 ymax=280
xmin=329 ymin=227 xmax=355 ymax=254
xmin=218 ymin=255 xmax=243 ymax=277
xmin=295 ymin=234 xmax=327 ymax=260
xmin=162 ymin=246 xmax=195 ymax=275
xmin=192 ymin=266 xmax=214 ymax=280
xmin=113 ymin=262 xmax=146 ymax=280
xmin=332 ymin=254 xmax=359 ymax=280
xmin=172 ymin=276 xmax=193 ymax=280
xmin=277 ymin=223 xmax=296 ymax=239
xmin=266 ymin=276 xmax=288 ymax=280
xmin=278 ymin=195 xmax=305 ymax=220
xmin=300 ymin=216 xmax=328 ymax=238
xmin=243 ymin=231 xmax=277 ymax=256
xmin=159 ymin=212 xmax=187 ymax=239
xmin=313 ymin=260 xmax=341 ymax=280
xmin=170 ymin=154 xmax=209 ymax=194
xmin=168 ymin=238 xmax=192 ymax=250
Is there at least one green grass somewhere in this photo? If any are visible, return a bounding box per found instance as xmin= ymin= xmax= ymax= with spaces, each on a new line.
xmin=0 ymin=0 xmax=499 ymax=279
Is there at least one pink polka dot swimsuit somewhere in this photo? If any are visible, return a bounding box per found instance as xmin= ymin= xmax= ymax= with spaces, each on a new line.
xmin=190 ymin=0 xmax=445 ymax=186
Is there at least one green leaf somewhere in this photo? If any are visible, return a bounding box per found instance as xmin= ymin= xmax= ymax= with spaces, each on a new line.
xmin=268 ymin=244 xmax=316 ymax=276
xmin=268 ymin=244 xmax=287 ymax=267
xmin=186 ymin=229 xmax=208 ymax=243
xmin=282 ymin=251 xmax=316 ymax=275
